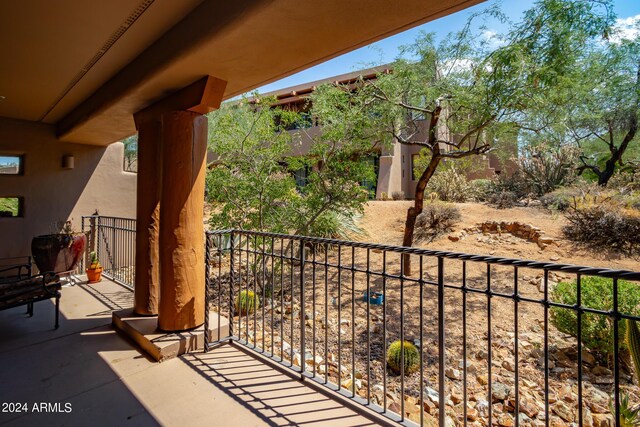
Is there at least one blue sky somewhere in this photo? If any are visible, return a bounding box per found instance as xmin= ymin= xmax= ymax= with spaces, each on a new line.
xmin=256 ymin=0 xmax=640 ymax=94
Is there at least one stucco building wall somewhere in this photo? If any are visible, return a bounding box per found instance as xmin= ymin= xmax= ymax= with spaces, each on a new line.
xmin=0 ymin=117 xmax=136 ymax=259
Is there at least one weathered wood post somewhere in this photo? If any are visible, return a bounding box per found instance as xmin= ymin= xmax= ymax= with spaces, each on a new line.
xmin=132 ymin=76 xmax=226 ymax=331
xmin=132 ymin=116 xmax=162 ymax=316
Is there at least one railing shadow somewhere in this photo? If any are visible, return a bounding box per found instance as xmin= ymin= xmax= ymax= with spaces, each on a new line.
xmin=182 ymin=343 xmax=376 ymax=426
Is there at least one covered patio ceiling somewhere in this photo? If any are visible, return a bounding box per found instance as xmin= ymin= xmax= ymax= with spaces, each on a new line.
xmin=0 ymin=0 xmax=483 ymax=146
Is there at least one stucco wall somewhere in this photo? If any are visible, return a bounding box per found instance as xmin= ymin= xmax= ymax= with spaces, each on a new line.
xmin=0 ymin=117 xmax=136 ymax=259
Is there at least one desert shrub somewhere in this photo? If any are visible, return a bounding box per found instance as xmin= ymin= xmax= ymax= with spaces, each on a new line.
xmin=414 ymin=202 xmax=461 ymax=242
xmin=306 ymin=210 xmax=365 ymax=241
xmin=488 ymin=190 xmax=519 ymax=209
xmin=470 ymin=179 xmax=493 ymax=202
xmin=486 ymin=171 xmax=531 ymax=207
xmin=426 ymin=167 xmax=474 ymax=202
xmin=387 ymin=340 xmax=420 ymax=375
xmin=540 ymin=187 xmax=579 ymax=211
xmin=392 ymin=191 xmax=405 ymax=200
xmin=563 ymin=202 xmax=640 ymax=255
xmin=609 ymin=169 xmax=640 ymax=192
xmin=380 ymin=192 xmax=389 ymax=201
xmin=235 ymin=290 xmax=260 ymax=316
xmin=519 ymin=144 xmax=578 ymax=196
xmin=551 ymin=277 xmax=640 ymax=358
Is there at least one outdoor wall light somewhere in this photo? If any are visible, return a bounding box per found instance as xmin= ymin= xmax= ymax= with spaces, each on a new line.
xmin=62 ymin=154 xmax=75 ymax=169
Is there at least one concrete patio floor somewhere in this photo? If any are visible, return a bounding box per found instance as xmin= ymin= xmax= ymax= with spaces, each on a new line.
xmin=0 ymin=277 xmax=381 ymax=427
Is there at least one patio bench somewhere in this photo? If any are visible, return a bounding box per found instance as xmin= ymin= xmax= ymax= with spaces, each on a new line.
xmin=0 ymin=264 xmax=61 ymax=329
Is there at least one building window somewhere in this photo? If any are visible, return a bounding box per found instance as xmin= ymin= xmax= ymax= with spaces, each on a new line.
xmin=360 ymin=155 xmax=380 ymax=199
xmin=293 ymin=166 xmax=310 ymax=189
xmin=411 ymin=154 xmax=420 ymax=181
xmin=0 ymin=197 xmax=23 ymax=217
xmin=0 ymin=155 xmax=23 ymax=175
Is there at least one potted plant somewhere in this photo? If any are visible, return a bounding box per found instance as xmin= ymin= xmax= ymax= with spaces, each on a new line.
xmin=86 ymin=251 xmax=103 ymax=283
xmin=31 ymin=220 xmax=86 ymax=273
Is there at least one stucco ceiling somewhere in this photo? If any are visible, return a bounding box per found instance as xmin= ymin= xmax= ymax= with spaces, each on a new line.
xmin=0 ymin=0 xmax=483 ymax=145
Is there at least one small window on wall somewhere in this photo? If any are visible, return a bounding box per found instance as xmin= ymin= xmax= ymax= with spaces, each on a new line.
xmin=0 ymin=197 xmax=23 ymax=217
xmin=0 ymin=155 xmax=23 ymax=175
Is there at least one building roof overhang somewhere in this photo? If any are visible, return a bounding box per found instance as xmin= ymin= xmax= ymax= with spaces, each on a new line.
xmin=0 ymin=0 xmax=484 ymax=145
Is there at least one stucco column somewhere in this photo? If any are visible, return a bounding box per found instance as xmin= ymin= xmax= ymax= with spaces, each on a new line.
xmin=157 ymin=111 xmax=207 ymax=331
xmin=133 ymin=117 xmax=161 ymax=315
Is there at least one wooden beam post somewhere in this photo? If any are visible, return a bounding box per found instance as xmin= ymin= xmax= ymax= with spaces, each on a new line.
xmin=132 ymin=75 xmax=226 ymax=331
xmin=157 ymin=111 xmax=208 ymax=331
xmin=132 ymin=116 xmax=161 ymax=316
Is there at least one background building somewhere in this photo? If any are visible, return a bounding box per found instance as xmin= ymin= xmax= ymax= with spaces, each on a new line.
xmin=260 ymin=67 xmax=517 ymax=199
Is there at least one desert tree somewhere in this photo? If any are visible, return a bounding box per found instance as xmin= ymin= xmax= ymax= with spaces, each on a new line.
xmin=568 ymin=41 xmax=639 ymax=185
xmin=359 ymin=14 xmax=524 ymax=274
xmin=505 ymin=0 xmax=637 ymax=186
xmin=206 ymin=93 xmax=376 ymax=238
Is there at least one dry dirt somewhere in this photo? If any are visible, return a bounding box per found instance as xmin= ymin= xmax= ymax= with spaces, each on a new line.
xmin=360 ymin=200 xmax=639 ymax=272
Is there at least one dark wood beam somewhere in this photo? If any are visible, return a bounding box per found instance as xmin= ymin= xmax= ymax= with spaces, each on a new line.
xmin=133 ymin=76 xmax=227 ymax=126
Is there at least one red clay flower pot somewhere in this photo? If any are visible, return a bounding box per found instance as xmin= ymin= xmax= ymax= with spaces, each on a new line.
xmin=86 ymin=267 xmax=103 ymax=283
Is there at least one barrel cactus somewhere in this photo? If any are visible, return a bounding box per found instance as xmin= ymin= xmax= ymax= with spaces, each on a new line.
xmin=387 ymin=340 xmax=420 ymax=375
xmin=235 ymin=290 xmax=259 ymax=316
xmin=627 ymin=319 xmax=640 ymax=383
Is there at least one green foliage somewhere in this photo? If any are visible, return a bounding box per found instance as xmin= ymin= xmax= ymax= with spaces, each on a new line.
xmin=414 ymin=202 xmax=461 ymax=242
xmin=235 ymin=290 xmax=259 ymax=316
xmin=518 ymin=144 xmax=579 ymax=196
xmin=484 ymin=143 xmax=578 ymax=208
xmin=501 ymin=0 xmax=638 ymax=185
xmin=305 ymin=211 xmax=366 ymax=241
xmin=122 ymin=135 xmax=138 ymax=172
xmin=207 ymin=93 xmax=375 ymax=237
xmin=387 ymin=340 xmax=420 ymax=375
xmin=540 ymin=187 xmax=579 ymax=211
xmin=0 ymin=198 xmax=18 ymax=216
xmin=615 ymin=392 xmax=640 ymax=427
xmin=551 ymin=277 xmax=640 ymax=358
xmin=207 ymin=96 xmax=299 ymax=233
xmin=88 ymin=251 xmax=101 ymax=269
xmin=424 ymin=163 xmax=474 ymax=202
xmin=469 ymin=179 xmax=493 ymax=202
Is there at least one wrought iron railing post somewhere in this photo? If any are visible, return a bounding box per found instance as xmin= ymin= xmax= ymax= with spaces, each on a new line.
xmin=438 ymin=256 xmax=445 ymax=427
xmin=300 ymin=242 xmax=306 ymax=378
xmin=111 ymin=218 xmax=117 ymax=277
xmin=204 ymin=233 xmax=211 ymax=352
xmin=80 ymin=216 xmax=85 ymax=271
xmin=96 ymin=216 xmax=101 ymax=273
xmin=229 ymin=230 xmax=235 ymax=342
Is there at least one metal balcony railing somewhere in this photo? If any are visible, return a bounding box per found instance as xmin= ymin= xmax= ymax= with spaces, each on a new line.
xmin=77 ymin=217 xmax=640 ymax=426
xmin=81 ymin=215 xmax=136 ymax=290
xmin=204 ymin=229 xmax=640 ymax=427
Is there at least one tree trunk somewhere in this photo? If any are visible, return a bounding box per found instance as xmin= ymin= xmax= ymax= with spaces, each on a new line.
xmin=402 ymin=150 xmax=441 ymax=275
xmin=597 ymin=157 xmax=618 ymax=186
xmin=402 ymin=106 xmax=442 ymax=276
xmin=598 ymin=60 xmax=640 ymax=186
xmin=597 ymin=115 xmax=638 ymax=186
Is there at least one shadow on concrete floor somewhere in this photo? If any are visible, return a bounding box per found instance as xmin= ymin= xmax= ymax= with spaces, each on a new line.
xmin=183 ymin=344 xmax=377 ymax=427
